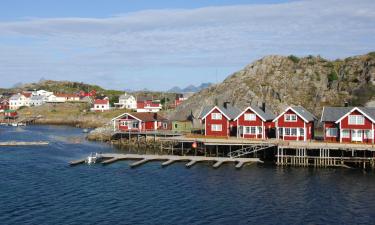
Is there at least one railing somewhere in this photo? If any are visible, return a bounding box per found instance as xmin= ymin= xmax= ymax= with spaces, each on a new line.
xmin=228 ymin=144 xmax=275 ymax=158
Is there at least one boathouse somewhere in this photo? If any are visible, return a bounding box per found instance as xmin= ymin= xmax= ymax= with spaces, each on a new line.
xmin=234 ymin=104 xmax=276 ymax=139
xmin=199 ymin=103 xmax=241 ymax=137
xmin=112 ymin=112 xmax=169 ymax=132
xmin=321 ymin=106 xmax=375 ymax=143
xmin=273 ymin=106 xmax=316 ymax=141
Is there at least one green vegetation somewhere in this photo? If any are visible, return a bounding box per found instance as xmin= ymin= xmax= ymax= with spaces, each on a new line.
xmin=368 ymin=52 xmax=375 ymax=58
xmin=288 ymin=55 xmax=300 ymax=63
xmin=327 ymin=70 xmax=338 ymax=82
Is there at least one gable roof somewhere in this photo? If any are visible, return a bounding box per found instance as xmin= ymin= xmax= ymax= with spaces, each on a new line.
xmin=334 ymin=107 xmax=375 ymax=124
xmin=321 ymin=107 xmax=352 ymax=122
xmin=94 ymin=99 xmax=109 ymax=105
xmin=199 ymin=105 xmax=241 ymax=120
xmin=234 ymin=105 xmax=276 ymax=121
xmin=273 ymin=106 xmax=316 ymax=123
xmin=112 ymin=112 xmax=168 ymax=122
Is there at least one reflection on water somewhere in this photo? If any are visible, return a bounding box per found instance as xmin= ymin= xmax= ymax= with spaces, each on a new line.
xmin=0 ymin=125 xmax=374 ymax=225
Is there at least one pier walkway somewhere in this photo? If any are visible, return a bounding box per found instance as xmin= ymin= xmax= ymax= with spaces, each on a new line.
xmin=70 ymin=153 xmax=261 ymax=169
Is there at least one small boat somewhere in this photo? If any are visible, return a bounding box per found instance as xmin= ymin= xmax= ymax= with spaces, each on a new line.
xmin=85 ymin=153 xmax=102 ymax=165
xmin=18 ymin=123 xmax=26 ymax=127
xmin=82 ymin=129 xmax=89 ymax=133
xmin=11 ymin=123 xmax=18 ymax=127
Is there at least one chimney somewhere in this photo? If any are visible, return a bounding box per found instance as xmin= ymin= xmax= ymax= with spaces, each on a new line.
xmin=223 ymin=101 xmax=230 ymax=109
xmin=261 ymin=102 xmax=266 ymax=112
xmin=153 ymin=113 xmax=158 ymax=120
xmin=344 ymin=101 xmax=349 ymax=107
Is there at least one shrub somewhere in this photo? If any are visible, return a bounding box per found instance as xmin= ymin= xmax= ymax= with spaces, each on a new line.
xmin=368 ymin=52 xmax=375 ymax=58
xmin=288 ymin=55 xmax=300 ymax=63
xmin=327 ymin=70 xmax=338 ymax=82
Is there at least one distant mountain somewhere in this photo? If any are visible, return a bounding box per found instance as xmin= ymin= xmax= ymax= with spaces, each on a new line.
xmin=168 ymin=82 xmax=213 ymax=93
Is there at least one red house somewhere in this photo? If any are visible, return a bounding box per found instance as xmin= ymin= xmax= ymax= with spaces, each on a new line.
xmin=112 ymin=112 xmax=169 ymax=132
xmin=0 ymin=99 xmax=9 ymax=112
xmin=321 ymin=107 xmax=375 ymax=143
xmin=92 ymin=99 xmax=110 ymax=112
xmin=136 ymin=100 xmax=162 ymax=112
xmin=199 ymin=104 xmax=241 ymax=137
xmin=234 ymin=105 xmax=276 ymax=139
xmin=273 ymin=106 xmax=316 ymax=141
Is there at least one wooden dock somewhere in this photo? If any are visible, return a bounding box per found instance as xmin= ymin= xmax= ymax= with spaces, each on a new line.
xmin=69 ymin=153 xmax=262 ymax=169
xmin=0 ymin=141 xmax=49 ymax=146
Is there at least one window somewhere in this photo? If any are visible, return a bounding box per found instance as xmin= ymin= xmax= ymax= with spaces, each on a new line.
xmin=244 ymin=113 xmax=256 ymax=121
xmin=211 ymin=113 xmax=222 ymax=120
xmin=163 ymin=123 xmax=168 ymax=129
xmin=326 ymin=128 xmax=337 ymax=137
xmin=174 ymin=124 xmax=178 ymax=129
xmin=364 ymin=130 xmax=373 ymax=139
xmin=285 ymin=114 xmax=297 ymax=122
xmin=348 ymin=115 xmax=365 ymax=125
xmin=300 ymin=128 xmax=305 ymax=136
xmin=257 ymin=126 xmax=262 ymax=134
xmin=285 ymin=128 xmax=291 ymax=136
xmin=279 ymin=128 xmax=283 ymax=136
xmin=250 ymin=127 xmax=256 ymax=134
xmin=132 ymin=122 xmax=139 ymax=129
xmin=341 ymin=130 xmax=350 ymax=138
xmin=121 ymin=121 xmax=128 ymax=126
xmin=212 ymin=124 xmax=222 ymax=131
xmin=291 ymin=128 xmax=297 ymax=136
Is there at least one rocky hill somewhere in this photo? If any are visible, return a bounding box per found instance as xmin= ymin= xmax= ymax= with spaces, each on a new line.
xmin=171 ymin=52 xmax=375 ymax=122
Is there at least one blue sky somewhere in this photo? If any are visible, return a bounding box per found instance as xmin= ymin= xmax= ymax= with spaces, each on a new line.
xmin=0 ymin=0 xmax=374 ymax=91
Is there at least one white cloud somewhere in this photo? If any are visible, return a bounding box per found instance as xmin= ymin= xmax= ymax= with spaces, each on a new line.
xmin=0 ymin=0 xmax=374 ymax=90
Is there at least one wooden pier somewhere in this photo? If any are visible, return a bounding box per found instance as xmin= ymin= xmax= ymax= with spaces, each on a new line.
xmin=70 ymin=153 xmax=261 ymax=169
xmin=0 ymin=141 xmax=49 ymax=146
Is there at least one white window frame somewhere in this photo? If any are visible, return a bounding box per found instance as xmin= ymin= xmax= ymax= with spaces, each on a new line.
xmin=244 ymin=113 xmax=256 ymax=121
xmin=326 ymin=128 xmax=337 ymax=137
xmin=211 ymin=113 xmax=222 ymax=120
xmin=299 ymin=128 xmax=305 ymax=137
xmin=285 ymin=128 xmax=291 ymax=136
xmin=364 ymin=130 xmax=373 ymax=139
xmin=211 ymin=124 xmax=222 ymax=131
xmin=341 ymin=130 xmax=350 ymax=138
xmin=291 ymin=128 xmax=297 ymax=136
xmin=348 ymin=115 xmax=365 ymax=125
xmin=285 ymin=114 xmax=297 ymax=122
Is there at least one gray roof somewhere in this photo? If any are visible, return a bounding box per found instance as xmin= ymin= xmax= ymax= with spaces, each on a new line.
xmin=321 ymin=107 xmax=375 ymax=122
xmin=30 ymin=95 xmax=44 ymax=100
xmin=199 ymin=105 xmax=242 ymax=120
xmin=119 ymin=93 xmax=134 ymax=100
xmin=9 ymin=93 xmax=22 ymax=100
xmin=248 ymin=105 xmax=276 ymax=121
xmin=291 ymin=106 xmax=317 ymax=122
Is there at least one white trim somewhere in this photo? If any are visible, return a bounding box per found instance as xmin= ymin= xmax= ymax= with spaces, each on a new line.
xmin=304 ymin=122 xmax=306 ymax=141
xmin=320 ymin=106 xmax=325 ymax=123
xmin=262 ymin=121 xmax=264 ymax=139
xmin=339 ymin=121 xmax=342 ymax=143
xmin=372 ymin=123 xmax=374 ymax=144
xmin=111 ymin=112 xmax=142 ymax=122
xmin=201 ymin=106 xmax=230 ymax=120
xmin=335 ymin=107 xmax=375 ymax=124
xmin=273 ymin=106 xmax=310 ymax=123
xmin=234 ymin=106 xmax=267 ymax=121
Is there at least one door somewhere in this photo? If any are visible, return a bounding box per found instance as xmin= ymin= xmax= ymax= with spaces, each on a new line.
xmin=351 ymin=130 xmax=362 ymax=142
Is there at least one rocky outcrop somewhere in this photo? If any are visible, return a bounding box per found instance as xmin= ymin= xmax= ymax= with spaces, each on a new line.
xmin=170 ymin=53 xmax=375 ymax=124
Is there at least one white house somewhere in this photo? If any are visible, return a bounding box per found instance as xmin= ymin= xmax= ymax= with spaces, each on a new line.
xmin=92 ymin=99 xmax=110 ymax=112
xmin=29 ymin=95 xmax=46 ymax=107
xmin=32 ymin=90 xmax=53 ymax=97
xmin=9 ymin=93 xmax=31 ymax=110
xmin=46 ymin=94 xmax=66 ymax=103
xmin=114 ymin=93 xmax=137 ymax=109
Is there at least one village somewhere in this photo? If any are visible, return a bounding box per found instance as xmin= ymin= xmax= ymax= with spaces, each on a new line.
xmin=1 ymin=87 xmax=375 ymax=169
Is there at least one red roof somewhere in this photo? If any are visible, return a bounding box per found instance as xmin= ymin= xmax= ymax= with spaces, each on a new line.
xmin=22 ymin=92 xmax=32 ymax=98
xmin=55 ymin=93 xmax=79 ymax=98
xmin=94 ymin=99 xmax=109 ymax=105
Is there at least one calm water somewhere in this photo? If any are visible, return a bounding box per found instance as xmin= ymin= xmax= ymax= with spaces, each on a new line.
xmin=0 ymin=125 xmax=374 ymax=225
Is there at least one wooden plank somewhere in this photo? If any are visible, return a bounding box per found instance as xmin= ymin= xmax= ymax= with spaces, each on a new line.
xmin=212 ymin=161 xmax=224 ymax=168
xmin=185 ymin=160 xmax=197 ymax=168
xmin=130 ymin=159 xmax=149 ymax=168
xmin=161 ymin=159 xmax=176 ymax=167
xmin=101 ymin=158 xmax=118 ymax=165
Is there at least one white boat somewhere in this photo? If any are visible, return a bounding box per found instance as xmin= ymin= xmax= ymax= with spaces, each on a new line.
xmin=82 ymin=129 xmax=89 ymax=133
xmin=11 ymin=123 xmax=18 ymax=127
xmin=85 ymin=153 xmax=102 ymax=164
